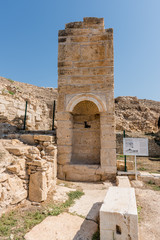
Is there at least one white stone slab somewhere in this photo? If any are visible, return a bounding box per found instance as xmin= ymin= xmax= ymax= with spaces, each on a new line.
xmin=116 ymin=176 xmax=131 ymax=188
xmin=100 ymin=187 xmax=138 ymax=240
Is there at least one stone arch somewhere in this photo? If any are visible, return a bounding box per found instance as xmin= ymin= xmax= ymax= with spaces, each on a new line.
xmin=66 ymin=93 xmax=106 ymax=113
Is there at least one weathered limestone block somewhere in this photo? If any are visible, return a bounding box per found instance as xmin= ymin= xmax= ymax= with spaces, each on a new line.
xmin=100 ymin=149 xmax=116 ymax=167
xmin=20 ymin=134 xmax=35 ymax=145
xmin=58 ymin=153 xmax=71 ymax=165
xmin=58 ymin=164 xmax=101 ymax=182
xmin=5 ymin=146 xmax=29 ymax=156
xmin=7 ymin=176 xmax=27 ymax=205
xmin=29 ymin=171 xmax=47 ymax=202
xmin=26 ymin=146 xmax=41 ymax=160
xmin=34 ymin=135 xmax=53 ymax=142
xmin=0 ymin=173 xmax=9 ymax=183
xmin=100 ymin=187 xmax=138 ymax=240
xmin=27 ymin=159 xmax=47 ymax=167
xmin=117 ymin=160 xmax=134 ymax=171
xmin=7 ymin=164 xmax=20 ymax=174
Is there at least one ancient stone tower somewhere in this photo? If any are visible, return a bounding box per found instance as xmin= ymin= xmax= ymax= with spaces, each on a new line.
xmin=57 ymin=17 xmax=116 ymax=181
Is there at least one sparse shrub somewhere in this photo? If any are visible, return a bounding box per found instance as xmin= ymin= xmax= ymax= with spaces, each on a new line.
xmin=8 ymin=90 xmax=15 ymax=95
xmin=0 ymin=190 xmax=84 ymax=239
xmin=92 ymin=230 xmax=100 ymax=240
xmin=138 ymin=167 xmax=147 ymax=171
xmin=7 ymin=78 xmax=14 ymax=83
xmin=147 ymin=181 xmax=160 ymax=191
xmin=137 ymin=205 xmax=142 ymax=222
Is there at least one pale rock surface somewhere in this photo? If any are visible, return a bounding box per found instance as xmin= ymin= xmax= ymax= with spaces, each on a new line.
xmin=53 ymin=185 xmax=76 ymax=203
xmin=131 ymin=180 xmax=144 ymax=188
xmin=29 ymin=171 xmax=47 ymax=202
xmin=100 ymin=187 xmax=138 ymax=240
xmin=25 ymin=213 xmax=98 ymax=240
xmin=116 ymin=176 xmax=131 ymax=188
xmin=69 ymin=189 xmax=107 ymax=222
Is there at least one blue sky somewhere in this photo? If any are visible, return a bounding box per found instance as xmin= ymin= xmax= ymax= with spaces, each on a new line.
xmin=0 ymin=0 xmax=160 ymax=101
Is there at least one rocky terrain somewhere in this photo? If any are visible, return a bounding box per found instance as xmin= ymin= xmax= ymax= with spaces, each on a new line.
xmin=0 ymin=76 xmax=160 ymax=134
xmin=0 ymin=77 xmax=57 ymax=133
xmin=115 ymin=96 xmax=160 ymax=133
xmin=0 ymin=77 xmax=160 ymax=240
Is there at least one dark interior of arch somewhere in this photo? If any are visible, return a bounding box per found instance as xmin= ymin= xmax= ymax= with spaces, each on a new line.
xmin=71 ymin=100 xmax=100 ymax=165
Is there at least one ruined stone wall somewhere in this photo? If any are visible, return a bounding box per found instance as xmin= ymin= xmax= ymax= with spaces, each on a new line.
xmin=0 ymin=134 xmax=57 ymax=215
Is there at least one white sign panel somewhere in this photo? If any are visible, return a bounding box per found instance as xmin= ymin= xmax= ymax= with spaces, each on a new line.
xmin=123 ymin=138 xmax=148 ymax=156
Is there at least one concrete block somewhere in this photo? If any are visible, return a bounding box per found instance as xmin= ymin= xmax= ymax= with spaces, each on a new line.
xmin=100 ymin=187 xmax=138 ymax=240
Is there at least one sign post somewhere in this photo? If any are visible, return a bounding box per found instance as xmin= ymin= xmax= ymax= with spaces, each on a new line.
xmin=135 ymin=155 xmax=137 ymax=180
xmin=123 ymin=138 xmax=148 ymax=180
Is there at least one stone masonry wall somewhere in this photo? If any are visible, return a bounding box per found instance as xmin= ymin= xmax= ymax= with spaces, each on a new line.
xmin=57 ymin=17 xmax=116 ymax=181
xmin=0 ymin=134 xmax=57 ymax=215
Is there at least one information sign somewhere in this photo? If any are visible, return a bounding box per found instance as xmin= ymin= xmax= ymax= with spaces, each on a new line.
xmin=123 ymin=138 xmax=148 ymax=156
xmin=123 ymin=137 xmax=148 ymax=180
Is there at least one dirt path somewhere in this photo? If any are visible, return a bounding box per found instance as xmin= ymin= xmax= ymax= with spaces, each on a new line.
xmin=136 ymin=187 xmax=160 ymax=240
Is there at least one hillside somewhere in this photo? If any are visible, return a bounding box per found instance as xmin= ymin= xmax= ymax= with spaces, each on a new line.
xmin=115 ymin=96 xmax=160 ymax=133
xmin=0 ymin=76 xmax=160 ymax=134
xmin=0 ymin=76 xmax=57 ymax=105
xmin=0 ymin=77 xmax=57 ymax=132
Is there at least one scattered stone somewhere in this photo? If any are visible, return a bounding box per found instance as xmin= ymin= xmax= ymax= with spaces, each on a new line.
xmin=131 ymin=180 xmax=144 ymax=188
xmin=7 ymin=164 xmax=20 ymax=174
xmin=31 ymin=202 xmax=41 ymax=206
xmin=34 ymin=135 xmax=53 ymax=142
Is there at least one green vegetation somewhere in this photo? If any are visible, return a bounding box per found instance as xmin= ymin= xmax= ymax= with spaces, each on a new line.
xmin=0 ymin=190 xmax=84 ymax=239
xmin=8 ymin=90 xmax=15 ymax=95
xmin=0 ymin=211 xmax=17 ymax=236
xmin=92 ymin=230 xmax=100 ymax=240
xmin=138 ymin=167 xmax=147 ymax=171
xmin=7 ymin=78 xmax=14 ymax=83
xmin=147 ymin=180 xmax=160 ymax=191
xmin=137 ymin=205 xmax=142 ymax=222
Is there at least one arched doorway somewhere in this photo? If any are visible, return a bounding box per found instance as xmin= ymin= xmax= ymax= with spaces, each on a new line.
xmin=71 ymin=100 xmax=100 ymax=165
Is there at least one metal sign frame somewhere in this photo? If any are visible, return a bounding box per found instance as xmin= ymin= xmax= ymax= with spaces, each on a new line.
xmin=123 ymin=138 xmax=148 ymax=180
